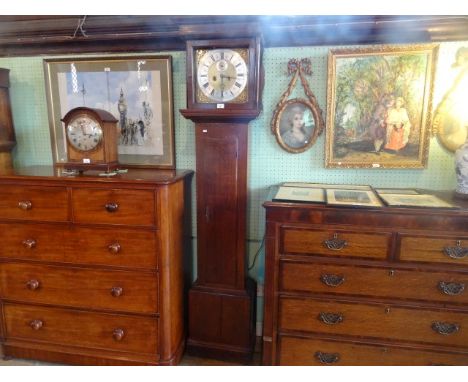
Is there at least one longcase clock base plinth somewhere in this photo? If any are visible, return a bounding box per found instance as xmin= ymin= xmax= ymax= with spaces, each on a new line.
xmin=187 ymin=278 xmax=256 ymax=363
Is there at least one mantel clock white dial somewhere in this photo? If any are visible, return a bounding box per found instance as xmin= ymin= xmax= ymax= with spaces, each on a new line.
xmin=66 ymin=114 xmax=103 ymax=152
xmin=196 ymin=48 xmax=248 ymax=103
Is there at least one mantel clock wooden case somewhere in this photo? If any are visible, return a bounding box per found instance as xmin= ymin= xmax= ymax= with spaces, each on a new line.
xmin=180 ymin=36 xmax=263 ymax=362
xmin=61 ymin=107 xmax=119 ymax=172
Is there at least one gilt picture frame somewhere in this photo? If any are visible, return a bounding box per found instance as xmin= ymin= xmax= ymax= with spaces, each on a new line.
xmin=326 ymin=44 xmax=438 ymax=168
xmin=44 ymin=55 xmax=175 ymax=169
xmin=273 ymin=98 xmax=321 ymax=153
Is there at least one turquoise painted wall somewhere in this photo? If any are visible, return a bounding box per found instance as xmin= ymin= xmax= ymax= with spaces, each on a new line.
xmin=1 ymin=42 xmax=466 ymax=328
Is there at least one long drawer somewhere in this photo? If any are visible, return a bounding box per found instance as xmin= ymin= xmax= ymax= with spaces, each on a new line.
xmin=3 ymin=303 xmax=158 ymax=355
xmin=0 ymin=185 xmax=68 ymax=222
xmin=72 ymin=188 xmax=156 ymax=227
xmin=0 ymin=223 xmax=158 ymax=269
xmin=278 ymin=335 xmax=468 ymax=366
xmin=280 ymin=227 xmax=391 ymax=260
xmin=399 ymin=234 xmax=468 ymax=266
xmin=280 ymin=260 xmax=468 ymax=304
xmin=280 ymin=297 xmax=468 ymax=348
xmin=0 ymin=263 xmax=158 ymax=314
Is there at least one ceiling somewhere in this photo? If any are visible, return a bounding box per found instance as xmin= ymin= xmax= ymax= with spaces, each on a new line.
xmin=0 ymin=15 xmax=467 ymax=56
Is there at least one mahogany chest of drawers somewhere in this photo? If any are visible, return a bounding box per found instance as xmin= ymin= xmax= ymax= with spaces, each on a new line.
xmin=0 ymin=166 xmax=192 ymax=365
xmin=262 ymin=192 xmax=468 ymax=365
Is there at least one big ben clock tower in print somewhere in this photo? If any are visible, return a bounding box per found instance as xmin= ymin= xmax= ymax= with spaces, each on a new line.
xmin=180 ymin=31 xmax=263 ymax=362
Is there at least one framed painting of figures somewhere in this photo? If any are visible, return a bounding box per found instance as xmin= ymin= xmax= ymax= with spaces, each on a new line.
xmin=44 ymin=56 xmax=175 ymax=169
xmin=325 ymin=44 xmax=438 ymax=168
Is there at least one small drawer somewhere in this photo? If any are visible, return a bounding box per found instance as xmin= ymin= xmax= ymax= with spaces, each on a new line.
xmin=280 ymin=260 xmax=468 ymax=304
xmin=0 ymin=223 xmax=158 ymax=270
xmin=0 ymin=185 xmax=68 ymax=222
xmin=278 ymin=336 xmax=468 ymax=366
xmin=280 ymin=297 xmax=468 ymax=348
xmin=281 ymin=227 xmax=390 ymax=260
xmin=4 ymin=303 xmax=158 ymax=355
xmin=0 ymin=263 xmax=158 ymax=314
xmin=399 ymin=234 xmax=468 ymax=266
xmin=72 ymin=188 xmax=156 ymax=227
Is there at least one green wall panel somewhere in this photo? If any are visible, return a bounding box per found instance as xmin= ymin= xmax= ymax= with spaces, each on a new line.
xmin=1 ymin=41 xmax=466 ymax=286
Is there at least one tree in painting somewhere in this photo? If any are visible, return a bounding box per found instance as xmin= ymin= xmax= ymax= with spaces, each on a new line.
xmin=333 ymin=52 xmax=428 ymax=163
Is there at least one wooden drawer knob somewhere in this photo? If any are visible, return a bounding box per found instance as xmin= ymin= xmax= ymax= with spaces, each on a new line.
xmin=22 ymin=238 xmax=37 ymax=249
xmin=26 ymin=279 xmax=40 ymax=290
xmin=112 ymin=328 xmax=125 ymax=341
xmin=323 ymin=233 xmax=347 ymax=251
xmin=18 ymin=200 xmax=32 ymax=210
xmin=110 ymin=286 xmax=123 ymax=297
xmin=29 ymin=319 xmax=43 ymax=330
xmin=105 ymin=202 xmax=119 ymax=213
xmin=108 ymin=242 xmax=121 ymax=254
xmin=315 ymin=351 xmax=340 ymax=364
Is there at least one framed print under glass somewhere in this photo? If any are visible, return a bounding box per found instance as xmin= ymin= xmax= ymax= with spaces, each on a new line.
xmin=326 ymin=44 xmax=438 ymax=168
xmin=44 ymin=55 xmax=175 ymax=169
xmin=326 ymin=189 xmax=383 ymax=207
xmin=273 ymin=186 xmax=325 ymax=203
xmin=283 ymin=182 xmax=372 ymax=191
xmin=379 ymin=193 xmax=456 ymax=208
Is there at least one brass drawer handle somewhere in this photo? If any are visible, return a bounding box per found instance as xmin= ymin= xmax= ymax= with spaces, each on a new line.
xmin=18 ymin=200 xmax=32 ymax=210
xmin=105 ymin=202 xmax=119 ymax=213
xmin=318 ymin=312 xmax=343 ymax=325
xmin=108 ymin=242 xmax=121 ymax=254
xmin=26 ymin=279 xmax=40 ymax=290
xmin=444 ymin=241 xmax=468 ymax=259
xmin=29 ymin=319 xmax=43 ymax=330
xmin=111 ymin=286 xmax=123 ymax=297
xmin=320 ymin=274 xmax=345 ymax=287
xmin=438 ymin=281 xmax=465 ymax=296
xmin=323 ymin=233 xmax=347 ymax=251
xmin=112 ymin=328 xmax=125 ymax=341
xmin=431 ymin=321 xmax=460 ymax=335
xmin=315 ymin=351 xmax=340 ymax=364
xmin=22 ymin=238 xmax=37 ymax=249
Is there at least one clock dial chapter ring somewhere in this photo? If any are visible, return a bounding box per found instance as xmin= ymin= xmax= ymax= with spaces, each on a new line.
xmin=196 ymin=48 xmax=248 ymax=103
xmin=66 ymin=114 xmax=103 ymax=152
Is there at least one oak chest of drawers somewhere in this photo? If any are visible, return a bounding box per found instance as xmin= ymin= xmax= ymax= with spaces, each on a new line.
xmin=262 ymin=192 xmax=468 ymax=365
xmin=0 ymin=166 xmax=192 ymax=365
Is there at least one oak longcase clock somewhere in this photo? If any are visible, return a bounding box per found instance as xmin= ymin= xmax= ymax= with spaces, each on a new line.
xmin=181 ymin=36 xmax=263 ymax=362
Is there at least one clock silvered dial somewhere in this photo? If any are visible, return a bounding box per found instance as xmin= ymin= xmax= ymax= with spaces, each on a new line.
xmin=66 ymin=114 xmax=103 ymax=152
xmin=196 ymin=48 xmax=248 ymax=103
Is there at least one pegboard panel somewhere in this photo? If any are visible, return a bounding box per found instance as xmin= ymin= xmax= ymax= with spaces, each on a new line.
xmin=1 ymin=41 xmax=467 ymax=285
xmin=247 ymin=42 xmax=466 ymax=243
xmin=0 ymin=56 xmax=52 ymax=167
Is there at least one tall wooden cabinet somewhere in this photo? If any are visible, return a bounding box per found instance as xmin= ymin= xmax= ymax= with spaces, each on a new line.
xmin=0 ymin=166 xmax=192 ymax=365
xmin=263 ymin=192 xmax=468 ymax=365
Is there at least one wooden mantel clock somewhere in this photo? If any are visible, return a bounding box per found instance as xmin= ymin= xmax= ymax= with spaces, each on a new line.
xmin=180 ymin=36 xmax=263 ymax=362
xmin=61 ymin=107 xmax=119 ymax=172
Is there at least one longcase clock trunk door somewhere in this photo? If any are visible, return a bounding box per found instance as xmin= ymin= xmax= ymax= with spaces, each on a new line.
xmin=195 ymin=123 xmax=247 ymax=289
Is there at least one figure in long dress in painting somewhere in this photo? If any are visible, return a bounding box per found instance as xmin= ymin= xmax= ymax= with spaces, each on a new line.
xmin=384 ymin=96 xmax=411 ymax=152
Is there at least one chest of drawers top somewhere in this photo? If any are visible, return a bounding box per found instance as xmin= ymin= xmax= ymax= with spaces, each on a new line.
xmin=264 ymin=190 xmax=468 ymax=231
xmin=0 ymin=166 xmax=193 ymax=225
